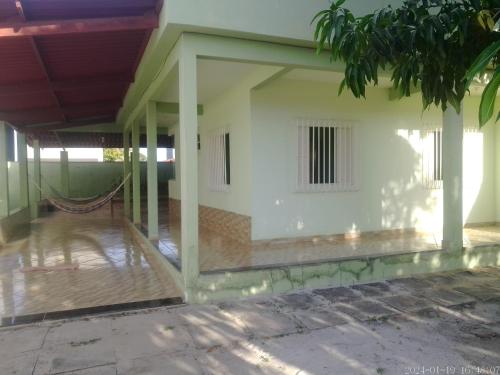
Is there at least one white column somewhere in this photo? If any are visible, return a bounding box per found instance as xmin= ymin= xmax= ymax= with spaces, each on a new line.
xmin=17 ymin=132 xmax=29 ymax=208
xmin=442 ymin=105 xmax=463 ymax=252
xmin=146 ymin=101 xmax=159 ymax=240
xmin=179 ymin=45 xmax=199 ymax=289
xmin=60 ymin=150 xmax=69 ymax=197
xmin=132 ymin=122 xmax=141 ymax=225
xmin=0 ymin=123 xmax=9 ymax=217
xmin=123 ymin=131 xmax=131 ymax=219
xmin=31 ymin=139 xmax=41 ymax=219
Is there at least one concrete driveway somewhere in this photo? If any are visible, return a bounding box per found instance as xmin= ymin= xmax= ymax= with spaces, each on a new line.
xmin=1 ymin=267 xmax=499 ymax=375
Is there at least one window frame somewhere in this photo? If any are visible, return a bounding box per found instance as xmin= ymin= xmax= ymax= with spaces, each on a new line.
xmin=296 ymin=118 xmax=358 ymax=193
xmin=421 ymin=126 xmax=443 ymax=190
xmin=208 ymin=128 xmax=231 ymax=193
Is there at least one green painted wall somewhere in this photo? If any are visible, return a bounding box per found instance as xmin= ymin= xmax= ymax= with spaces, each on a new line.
xmin=21 ymin=161 xmax=174 ymax=203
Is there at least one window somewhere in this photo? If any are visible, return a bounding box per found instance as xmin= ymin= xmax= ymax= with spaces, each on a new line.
xmin=208 ymin=129 xmax=230 ymax=192
xmin=297 ymin=119 xmax=356 ymax=192
xmin=422 ymin=128 xmax=443 ymax=189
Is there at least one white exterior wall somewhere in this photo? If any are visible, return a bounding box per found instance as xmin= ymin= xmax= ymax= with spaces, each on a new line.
xmin=168 ymin=66 xmax=283 ymax=217
xmin=165 ymin=0 xmax=402 ymax=45
xmin=196 ymin=77 xmax=253 ymax=216
xmin=250 ymin=79 xmax=496 ymax=240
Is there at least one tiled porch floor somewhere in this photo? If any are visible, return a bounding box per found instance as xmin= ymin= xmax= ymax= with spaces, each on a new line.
xmin=0 ymin=208 xmax=181 ymax=319
xmin=156 ymin=209 xmax=500 ymax=272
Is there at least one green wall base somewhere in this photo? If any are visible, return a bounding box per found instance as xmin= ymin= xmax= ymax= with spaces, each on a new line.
xmin=0 ymin=207 xmax=31 ymax=245
xmin=186 ymin=246 xmax=500 ymax=304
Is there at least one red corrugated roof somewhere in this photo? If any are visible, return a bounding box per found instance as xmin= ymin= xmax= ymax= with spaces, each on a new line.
xmin=0 ymin=0 xmax=159 ymax=131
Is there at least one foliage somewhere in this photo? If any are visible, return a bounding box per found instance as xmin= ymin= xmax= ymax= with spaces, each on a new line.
xmin=466 ymin=39 xmax=500 ymax=126
xmin=103 ymin=148 xmax=124 ymax=162
xmin=313 ymin=0 xmax=499 ymax=114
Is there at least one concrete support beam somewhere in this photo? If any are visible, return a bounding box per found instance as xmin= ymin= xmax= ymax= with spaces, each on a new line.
xmin=17 ymin=133 xmax=29 ymax=208
xmin=442 ymin=105 xmax=464 ymax=252
xmin=0 ymin=123 xmax=9 ymax=217
xmin=179 ymin=44 xmax=200 ymax=294
xmin=146 ymin=101 xmax=159 ymax=240
xmin=31 ymin=139 xmax=41 ymax=219
xmin=123 ymin=132 xmax=131 ymax=219
xmin=132 ymin=123 xmax=141 ymax=225
xmin=60 ymin=150 xmax=69 ymax=197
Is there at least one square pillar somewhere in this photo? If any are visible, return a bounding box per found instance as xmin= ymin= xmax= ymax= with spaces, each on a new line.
xmin=0 ymin=123 xmax=9 ymax=217
xmin=123 ymin=132 xmax=131 ymax=219
xmin=132 ymin=122 xmax=141 ymax=225
xmin=146 ymin=101 xmax=159 ymax=240
xmin=442 ymin=105 xmax=463 ymax=252
xmin=31 ymin=139 xmax=42 ymax=219
xmin=179 ymin=47 xmax=199 ymax=290
xmin=60 ymin=150 xmax=69 ymax=197
xmin=17 ymin=132 xmax=29 ymax=208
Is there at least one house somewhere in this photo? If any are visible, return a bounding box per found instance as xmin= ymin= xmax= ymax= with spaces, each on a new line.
xmin=0 ymin=0 xmax=498 ymax=312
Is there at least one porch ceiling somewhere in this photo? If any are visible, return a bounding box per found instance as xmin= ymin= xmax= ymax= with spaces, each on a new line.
xmin=155 ymin=59 xmax=274 ymax=127
xmin=0 ymin=0 xmax=160 ymax=133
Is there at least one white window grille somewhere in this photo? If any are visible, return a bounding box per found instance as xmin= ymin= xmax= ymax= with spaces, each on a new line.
xmin=208 ymin=128 xmax=230 ymax=192
xmin=297 ymin=118 xmax=356 ymax=192
xmin=422 ymin=128 xmax=443 ymax=189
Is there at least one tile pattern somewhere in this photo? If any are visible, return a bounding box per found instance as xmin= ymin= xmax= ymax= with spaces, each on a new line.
xmin=0 ymin=207 xmax=181 ymax=318
xmin=156 ymin=206 xmax=500 ymax=272
xmin=168 ymin=198 xmax=251 ymax=243
xmin=199 ymin=205 xmax=251 ymax=243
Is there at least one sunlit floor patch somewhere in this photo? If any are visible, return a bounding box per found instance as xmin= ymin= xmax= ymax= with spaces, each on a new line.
xmin=0 ymin=208 xmax=181 ymax=319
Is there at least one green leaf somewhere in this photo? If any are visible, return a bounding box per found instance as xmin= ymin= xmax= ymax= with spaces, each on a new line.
xmin=465 ymin=40 xmax=500 ymax=88
xmin=479 ymin=67 xmax=500 ymax=127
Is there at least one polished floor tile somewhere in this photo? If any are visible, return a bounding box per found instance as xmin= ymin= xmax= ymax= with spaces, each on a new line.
xmin=0 ymin=208 xmax=181 ymax=318
xmin=154 ymin=207 xmax=500 ymax=272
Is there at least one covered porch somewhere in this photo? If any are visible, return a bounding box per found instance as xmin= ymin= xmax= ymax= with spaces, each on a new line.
xmin=122 ymin=33 xmax=500 ymax=302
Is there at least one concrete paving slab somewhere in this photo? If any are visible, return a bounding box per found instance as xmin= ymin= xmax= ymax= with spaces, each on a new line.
xmin=219 ymin=301 xmax=300 ymax=339
xmin=452 ymin=270 xmax=500 ymax=286
xmin=195 ymin=342 xmax=275 ymax=375
xmin=312 ymin=286 xmax=361 ymax=303
xmin=452 ymin=285 xmax=500 ymax=302
xmin=417 ymin=272 xmax=461 ymax=286
xmin=185 ymin=317 xmax=250 ymax=350
xmin=418 ymin=288 xmax=476 ymax=307
xmin=388 ymin=277 xmax=434 ymax=292
xmin=0 ymin=351 xmax=38 ymax=375
xmin=378 ymin=294 xmax=436 ymax=313
xmin=34 ymin=338 xmax=115 ymax=375
xmin=172 ymin=304 xmax=229 ymax=327
xmin=111 ymin=319 xmax=194 ymax=360
xmin=64 ymin=365 xmax=118 ymax=375
xmin=351 ymin=282 xmax=393 ymax=297
xmin=0 ymin=325 xmax=49 ymax=356
xmin=118 ymin=352 xmax=203 ymax=375
xmin=334 ymin=299 xmax=400 ymax=321
xmin=291 ymin=307 xmax=349 ymax=330
xmin=44 ymin=318 xmax=112 ymax=348
xmin=273 ymin=292 xmax=325 ymax=311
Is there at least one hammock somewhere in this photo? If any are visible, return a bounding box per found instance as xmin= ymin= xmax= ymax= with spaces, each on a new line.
xmin=41 ymin=175 xmax=100 ymax=204
xmin=32 ymin=174 xmax=131 ymax=214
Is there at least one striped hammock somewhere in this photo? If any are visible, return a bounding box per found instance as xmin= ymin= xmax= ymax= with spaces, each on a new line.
xmin=31 ymin=174 xmax=130 ymax=214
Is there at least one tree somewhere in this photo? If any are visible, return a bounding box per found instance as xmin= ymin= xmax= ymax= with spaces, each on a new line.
xmin=313 ymin=0 xmax=498 ymax=115
xmin=103 ymin=148 xmax=124 ymax=162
